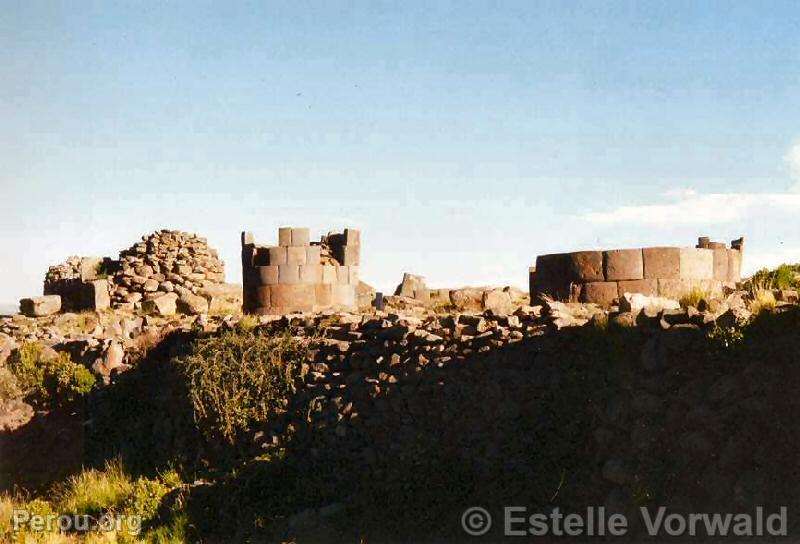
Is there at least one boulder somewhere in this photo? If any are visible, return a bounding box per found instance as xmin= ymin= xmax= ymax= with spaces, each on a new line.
xmin=619 ymin=293 xmax=680 ymax=315
xmin=178 ymin=292 xmax=210 ymax=315
xmin=394 ymin=273 xmax=426 ymax=299
xmin=482 ymin=289 xmax=514 ymax=316
xmin=141 ymin=293 xmax=178 ymax=316
xmin=449 ymin=288 xmax=484 ymax=311
xmin=19 ymin=295 xmax=61 ymax=317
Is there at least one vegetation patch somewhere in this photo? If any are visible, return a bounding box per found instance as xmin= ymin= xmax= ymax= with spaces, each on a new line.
xmin=7 ymin=342 xmax=95 ymax=408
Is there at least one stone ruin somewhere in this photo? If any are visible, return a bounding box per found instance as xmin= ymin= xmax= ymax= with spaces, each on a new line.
xmin=111 ymin=230 xmax=225 ymax=313
xmin=530 ymin=236 xmax=744 ymax=307
xmin=32 ymin=230 xmax=228 ymax=317
xmin=241 ymin=227 xmax=361 ymax=314
xmin=44 ymin=257 xmax=112 ymax=312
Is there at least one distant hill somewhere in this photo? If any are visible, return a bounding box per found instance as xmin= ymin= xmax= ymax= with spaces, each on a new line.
xmin=0 ymin=303 xmax=18 ymax=316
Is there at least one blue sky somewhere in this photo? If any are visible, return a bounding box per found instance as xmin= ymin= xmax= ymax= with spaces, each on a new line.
xmin=2 ymin=1 xmax=800 ymax=303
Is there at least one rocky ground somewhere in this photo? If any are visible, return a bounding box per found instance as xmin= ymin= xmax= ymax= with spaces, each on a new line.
xmin=2 ymin=281 xmax=799 ymax=540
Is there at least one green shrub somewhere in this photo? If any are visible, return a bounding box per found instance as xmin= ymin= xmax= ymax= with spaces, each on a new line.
xmin=175 ymin=329 xmax=307 ymax=443
xmin=57 ymin=460 xmax=133 ymax=516
xmin=125 ymin=478 xmax=170 ymax=522
xmin=748 ymin=264 xmax=800 ymax=291
xmin=7 ymin=343 xmax=95 ymax=408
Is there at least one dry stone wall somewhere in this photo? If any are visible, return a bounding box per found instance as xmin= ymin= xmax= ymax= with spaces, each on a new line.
xmin=38 ymin=230 xmax=227 ymax=315
xmin=241 ymin=227 xmax=360 ymax=315
xmin=531 ymin=237 xmax=744 ymax=307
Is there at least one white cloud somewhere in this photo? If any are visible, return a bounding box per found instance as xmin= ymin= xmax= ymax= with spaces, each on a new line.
xmin=583 ymin=191 xmax=800 ymax=225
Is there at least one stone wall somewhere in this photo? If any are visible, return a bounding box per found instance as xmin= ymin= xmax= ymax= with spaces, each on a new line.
xmin=44 ymin=257 xmax=111 ymax=312
xmin=111 ymin=230 xmax=226 ymax=312
xmin=241 ymin=227 xmax=361 ymax=315
xmin=531 ymin=237 xmax=744 ymax=306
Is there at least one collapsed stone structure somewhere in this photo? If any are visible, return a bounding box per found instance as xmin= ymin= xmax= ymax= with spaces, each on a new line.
xmin=44 ymin=257 xmax=112 ymax=312
xmin=531 ymin=237 xmax=744 ymax=307
xmin=241 ymin=227 xmax=361 ymax=314
xmin=111 ymin=230 xmax=225 ymax=312
xmin=33 ymin=230 xmax=228 ymax=317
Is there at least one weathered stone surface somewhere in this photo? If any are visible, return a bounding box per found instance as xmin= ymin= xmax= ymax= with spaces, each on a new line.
xmin=450 ymin=288 xmax=484 ymax=311
xmin=177 ymin=292 xmax=209 ymax=315
xmin=531 ymin=254 xmax=571 ymax=300
xmin=618 ymin=279 xmax=658 ymax=297
xmin=256 ymin=266 xmax=279 ymax=286
xmin=482 ymin=289 xmax=513 ymax=315
xmin=20 ymin=296 xmax=61 ymax=317
xmin=712 ymin=248 xmax=729 ymax=281
xmin=287 ymin=246 xmax=307 ymax=265
xmin=727 ymin=250 xmax=742 ymax=282
xmin=395 ymin=273 xmax=426 ymax=298
xmin=290 ymin=228 xmax=310 ymax=247
xmin=278 ymin=227 xmax=292 ymax=247
xmin=299 ymin=264 xmax=322 ymax=285
xmin=141 ymin=293 xmax=178 ymax=316
xmin=581 ymin=282 xmax=619 ymax=307
xmin=604 ymin=249 xmax=644 ymax=281
xmin=83 ymin=280 xmax=110 ymax=311
xmin=569 ymin=251 xmax=604 ymax=282
xmin=279 ymin=264 xmax=301 ymax=285
xmin=643 ymin=247 xmax=680 ymax=279
xmin=679 ymin=248 xmax=714 ymax=279
xmin=619 ymin=293 xmax=680 ymax=314
xmin=269 ymin=284 xmax=316 ymax=310
xmin=331 ymin=285 xmax=356 ymax=309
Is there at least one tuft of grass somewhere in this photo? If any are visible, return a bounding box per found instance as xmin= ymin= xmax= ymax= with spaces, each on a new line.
xmin=679 ymin=287 xmax=706 ymax=308
xmin=175 ymin=328 xmax=308 ymax=443
xmin=237 ymin=313 xmax=259 ymax=333
xmin=56 ymin=460 xmax=133 ymax=516
xmin=749 ymin=289 xmax=776 ymax=315
xmin=748 ymin=263 xmax=800 ymax=291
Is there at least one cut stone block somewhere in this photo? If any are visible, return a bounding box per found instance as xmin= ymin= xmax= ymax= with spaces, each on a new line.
xmin=305 ymin=245 xmax=321 ymax=264
xmin=19 ymin=295 xmax=61 ymax=317
xmin=254 ymin=286 xmax=271 ymax=307
xmin=604 ymin=249 xmax=644 ymax=281
xmin=241 ymin=246 xmax=255 ymax=267
xmin=712 ymin=248 xmax=729 ymax=280
xmin=299 ymin=264 xmax=322 ymax=284
xmin=268 ymin=247 xmax=288 ymax=266
xmin=241 ymin=231 xmax=254 ymax=246
xmin=344 ymin=228 xmax=360 ymax=246
xmin=568 ymin=251 xmax=604 ymax=282
xmin=290 ymin=228 xmax=310 ymax=247
xmin=336 ymin=265 xmax=350 ymax=285
xmin=657 ymin=279 xmax=694 ymax=299
xmin=727 ymin=250 xmax=742 ymax=282
xmin=315 ymin=284 xmax=333 ymax=308
xmin=256 ymin=266 xmax=279 ymax=285
xmin=141 ymin=292 xmax=178 ymax=317
xmin=278 ymin=264 xmax=300 ymax=284
xmin=321 ymin=265 xmax=337 ymax=284
xmin=580 ymin=282 xmax=618 ymax=307
xmin=679 ymin=248 xmax=714 ymax=279
xmin=617 ymin=279 xmax=658 ymax=297
xmin=278 ymin=227 xmax=292 ymax=247
xmin=331 ymin=285 xmax=356 ymax=309
xmin=252 ymin=246 xmax=271 ymax=266
xmin=642 ymin=247 xmax=680 ymax=279
xmin=269 ymin=284 xmax=315 ymax=311
xmin=348 ymin=265 xmax=359 ymax=285
xmin=287 ymin=246 xmax=307 ymax=265
xmin=531 ymin=254 xmax=571 ymax=300
xmin=83 ymin=280 xmax=110 ymax=311
xmin=339 ymin=245 xmax=360 ymax=266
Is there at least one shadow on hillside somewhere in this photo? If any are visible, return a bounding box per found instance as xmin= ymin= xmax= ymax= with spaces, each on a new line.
xmin=87 ymin=308 xmax=800 ymax=542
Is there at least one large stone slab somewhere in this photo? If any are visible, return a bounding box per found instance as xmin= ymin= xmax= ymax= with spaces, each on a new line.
xmin=82 ymin=279 xmax=110 ymax=311
xmin=19 ymin=295 xmax=61 ymax=317
xmin=642 ymin=247 xmax=680 ymax=279
xmin=604 ymin=249 xmax=644 ymax=281
xmin=580 ymin=282 xmax=618 ymax=307
xmin=286 ymin=246 xmax=307 ymax=265
xmin=727 ymin=250 xmax=742 ymax=282
xmin=269 ymin=284 xmax=315 ymax=311
xmin=617 ymin=279 xmax=658 ymax=297
xmin=142 ymin=292 xmax=178 ymax=316
xmin=256 ymin=266 xmax=279 ymax=285
xmin=712 ymin=248 xmax=729 ymax=280
xmin=568 ymin=251 xmax=604 ymax=282
xmin=331 ymin=285 xmax=356 ymax=309
xmin=679 ymin=248 xmax=714 ymax=279
xmin=278 ymin=264 xmax=300 ymax=285
xmin=290 ymin=228 xmax=310 ymax=247
xmin=531 ymin=254 xmax=571 ymax=300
